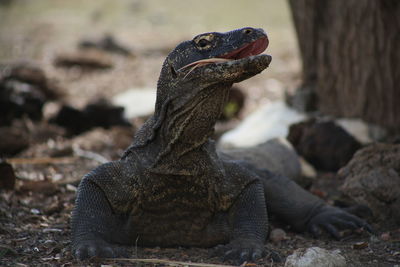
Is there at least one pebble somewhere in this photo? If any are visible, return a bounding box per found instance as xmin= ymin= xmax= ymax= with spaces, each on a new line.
xmin=380 ymin=232 xmax=391 ymax=241
xmin=352 ymin=241 xmax=368 ymax=249
xmin=270 ymin=228 xmax=287 ymax=243
xmin=284 ymin=247 xmax=346 ymax=267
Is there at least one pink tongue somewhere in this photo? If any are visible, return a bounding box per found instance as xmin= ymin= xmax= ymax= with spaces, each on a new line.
xmin=221 ymin=37 xmax=269 ymax=60
xmin=237 ymin=37 xmax=268 ymax=58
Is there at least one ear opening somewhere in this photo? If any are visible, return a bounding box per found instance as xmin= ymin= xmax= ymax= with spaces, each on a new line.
xmin=170 ymin=64 xmax=177 ymax=79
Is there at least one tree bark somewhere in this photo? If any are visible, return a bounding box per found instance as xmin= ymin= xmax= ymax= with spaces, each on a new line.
xmin=288 ymin=0 xmax=400 ymax=133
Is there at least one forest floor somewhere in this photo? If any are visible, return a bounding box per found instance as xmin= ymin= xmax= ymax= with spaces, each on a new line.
xmin=1 ymin=1 xmax=399 ymax=266
xmin=1 ymin=160 xmax=399 ymax=267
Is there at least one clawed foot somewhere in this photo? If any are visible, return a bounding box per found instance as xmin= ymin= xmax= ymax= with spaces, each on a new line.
xmin=211 ymin=238 xmax=278 ymax=265
xmin=74 ymin=238 xmax=128 ymax=260
xmin=307 ymin=206 xmax=374 ymax=240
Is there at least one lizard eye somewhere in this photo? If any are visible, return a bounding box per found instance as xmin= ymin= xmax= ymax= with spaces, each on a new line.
xmin=243 ymin=28 xmax=253 ymax=35
xmin=197 ymin=38 xmax=211 ymax=48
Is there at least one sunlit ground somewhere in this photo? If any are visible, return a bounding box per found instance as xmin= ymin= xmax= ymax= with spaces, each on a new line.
xmin=0 ymin=0 xmax=300 ymax=111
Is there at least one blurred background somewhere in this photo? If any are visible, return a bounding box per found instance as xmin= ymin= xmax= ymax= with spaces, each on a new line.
xmin=1 ymin=1 xmax=400 ymax=266
xmin=0 ymin=0 xmax=300 ymax=109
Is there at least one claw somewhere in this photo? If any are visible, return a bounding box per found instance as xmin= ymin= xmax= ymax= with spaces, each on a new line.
xmin=308 ymin=224 xmax=321 ymax=238
xmin=75 ymin=246 xmax=88 ymax=261
xmin=269 ymin=250 xmax=283 ymax=263
xmin=322 ymin=223 xmax=341 ymax=240
xmin=239 ymin=249 xmax=250 ymax=262
xmin=213 ymin=239 xmax=265 ymax=264
xmin=223 ymin=249 xmax=236 ymax=261
xmin=251 ymin=249 xmax=263 ymax=262
xmin=73 ymin=239 xmax=127 ymax=261
xmin=362 ymin=223 xmax=374 ymax=234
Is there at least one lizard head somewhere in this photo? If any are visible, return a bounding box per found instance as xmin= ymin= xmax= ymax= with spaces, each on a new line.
xmin=155 ymin=27 xmax=271 ymax=111
xmin=131 ymin=28 xmax=271 ymax=150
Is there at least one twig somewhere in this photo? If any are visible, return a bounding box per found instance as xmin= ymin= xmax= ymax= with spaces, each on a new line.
xmin=72 ymin=145 xmax=109 ymax=164
xmin=6 ymin=157 xmax=76 ymax=165
xmin=105 ymin=258 xmax=238 ymax=267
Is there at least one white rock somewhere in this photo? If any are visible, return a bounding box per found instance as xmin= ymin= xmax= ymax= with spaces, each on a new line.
xmin=336 ymin=118 xmax=371 ymax=144
xmin=299 ymin=157 xmax=317 ymax=179
xmin=336 ymin=118 xmax=386 ymax=144
xmin=112 ymin=87 xmax=156 ymax=118
xmin=219 ymin=101 xmax=306 ymax=148
xmin=284 ymin=247 xmax=346 ymax=267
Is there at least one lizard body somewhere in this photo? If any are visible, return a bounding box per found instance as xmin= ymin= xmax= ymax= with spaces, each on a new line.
xmin=71 ymin=28 xmax=371 ymax=263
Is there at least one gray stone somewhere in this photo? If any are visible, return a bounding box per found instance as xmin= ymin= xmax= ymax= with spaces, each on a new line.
xmin=284 ymin=247 xmax=346 ymax=267
xmin=339 ymin=143 xmax=400 ymax=223
xmin=221 ymin=138 xmax=301 ymax=181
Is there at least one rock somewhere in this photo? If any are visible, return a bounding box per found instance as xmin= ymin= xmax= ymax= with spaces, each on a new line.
xmin=0 ymin=126 xmax=30 ymax=156
xmin=0 ymin=160 xmax=16 ymax=190
xmin=50 ymin=98 xmax=131 ymax=135
xmin=287 ymin=119 xmax=361 ymax=171
xmin=380 ymin=232 xmax=391 ymax=241
xmin=3 ymin=64 xmax=61 ymax=100
xmin=336 ymin=118 xmax=386 ymax=144
xmin=219 ymin=101 xmax=306 ymax=148
xmin=78 ymin=34 xmax=133 ymax=56
xmin=112 ymin=88 xmax=157 ymax=119
xmin=221 ymin=138 xmax=301 ymax=181
xmin=0 ymin=63 xmax=61 ymax=126
xmin=284 ymin=247 xmax=346 ymax=267
xmin=339 ymin=143 xmax=400 ymax=223
xmin=0 ymin=79 xmax=45 ymax=124
xmin=54 ymin=50 xmax=113 ymax=70
xmin=269 ymin=228 xmax=287 ymax=244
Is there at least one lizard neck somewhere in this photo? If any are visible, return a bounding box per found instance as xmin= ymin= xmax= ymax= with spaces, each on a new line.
xmin=144 ymin=83 xmax=231 ymax=174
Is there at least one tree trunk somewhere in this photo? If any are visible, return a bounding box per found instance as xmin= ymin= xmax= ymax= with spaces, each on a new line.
xmin=288 ymin=0 xmax=400 ymax=133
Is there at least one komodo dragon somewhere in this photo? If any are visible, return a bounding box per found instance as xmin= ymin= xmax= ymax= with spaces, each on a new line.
xmin=71 ymin=27 xmax=371 ymax=263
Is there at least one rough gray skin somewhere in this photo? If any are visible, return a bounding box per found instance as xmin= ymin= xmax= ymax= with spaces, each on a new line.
xmin=71 ymin=27 xmax=371 ymax=264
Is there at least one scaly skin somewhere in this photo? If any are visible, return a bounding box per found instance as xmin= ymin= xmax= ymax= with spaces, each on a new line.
xmin=71 ymin=27 xmax=371 ymax=264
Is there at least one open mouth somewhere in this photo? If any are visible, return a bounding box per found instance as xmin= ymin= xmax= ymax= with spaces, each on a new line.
xmin=220 ymin=36 xmax=269 ymax=60
xmin=178 ymin=37 xmax=269 ymax=75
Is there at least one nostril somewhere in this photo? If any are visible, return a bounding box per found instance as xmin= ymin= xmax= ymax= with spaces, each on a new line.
xmin=243 ymin=28 xmax=253 ymax=34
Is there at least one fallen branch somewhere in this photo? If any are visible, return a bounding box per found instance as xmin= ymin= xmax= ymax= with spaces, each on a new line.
xmin=72 ymin=145 xmax=109 ymax=164
xmin=105 ymin=258 xmax=239 ymax=267
xmin=6 ymin=157 xmax=76 ymax=165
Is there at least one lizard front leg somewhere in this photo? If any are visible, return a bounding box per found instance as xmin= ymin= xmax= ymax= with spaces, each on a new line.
xmin=215 ymin=162 xmax=269 ymax=264
xmin=221 ymin=181 xmax=268 ymax=264
xmin=71 ymin=162 xmax=135 ymax=260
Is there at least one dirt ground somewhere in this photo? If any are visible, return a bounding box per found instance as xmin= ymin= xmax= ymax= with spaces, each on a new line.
xmin=0 ymin=1 xmax=399 ymax=266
